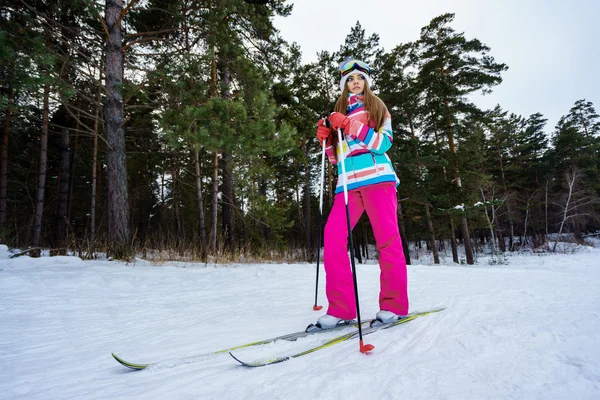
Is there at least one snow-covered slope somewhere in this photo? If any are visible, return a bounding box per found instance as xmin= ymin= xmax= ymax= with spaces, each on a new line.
xmin=1 ymin=244 xmax=599 ymax=400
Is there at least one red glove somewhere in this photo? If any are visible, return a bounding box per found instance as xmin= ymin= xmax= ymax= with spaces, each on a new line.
xmin=328 ymin=112 xmax=351 ymax=132
xmin=316 ymin=119 xmax=332 ymax=146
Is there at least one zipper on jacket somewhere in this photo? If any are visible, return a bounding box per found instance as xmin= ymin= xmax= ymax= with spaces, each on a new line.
xmin=371 ymin=154 xmax=380 ymax=176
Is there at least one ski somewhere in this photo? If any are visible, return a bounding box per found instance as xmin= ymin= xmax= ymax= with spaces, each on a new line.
xmin=112 ymin=319 xmax=367 ymax=370
xmin=229 ymin=307 xmax=445 ymax=367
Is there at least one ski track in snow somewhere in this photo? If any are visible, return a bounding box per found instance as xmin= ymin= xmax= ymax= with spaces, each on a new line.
xmin=1 ymin=244 xmax=599 ymax=400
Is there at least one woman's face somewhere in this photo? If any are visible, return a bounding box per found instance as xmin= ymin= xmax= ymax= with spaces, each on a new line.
xmin=346 ymin=73 xmax=365 ymax=94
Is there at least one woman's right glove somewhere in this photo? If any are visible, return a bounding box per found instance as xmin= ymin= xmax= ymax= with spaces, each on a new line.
xmin=328 ymin=112 xmax=351 ymax=132
xmin=316 ymin=119 xmax=332 ymax=147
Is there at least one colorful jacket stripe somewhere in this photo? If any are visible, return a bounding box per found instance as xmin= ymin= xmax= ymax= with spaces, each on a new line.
xmin=326 ymin=94 xmax=400 ymax=194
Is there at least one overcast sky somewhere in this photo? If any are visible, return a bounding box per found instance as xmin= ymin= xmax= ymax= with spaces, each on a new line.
xmin=273 ymin=0 xmax=599 ymax=130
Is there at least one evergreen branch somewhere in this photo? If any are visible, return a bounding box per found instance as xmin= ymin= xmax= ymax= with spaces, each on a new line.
xmin=125 ymin=27 xmax=186 ymax=38
xmin=57 ymin=95 xmax=110 ymax=148
xmin=20 ymin=0 xmax=89 ymax=36
xmin=19 ymin=1 xmax=105 ymax=69
xmin=115 ymin=0 xmax=138 ymax=30
xmin=48 ymin=90 xmax=102 ymax=121
xmin=81 ymin=0 xmax=111 ymax=41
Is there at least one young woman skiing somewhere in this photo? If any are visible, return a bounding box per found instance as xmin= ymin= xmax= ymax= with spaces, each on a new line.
xmin=314 ymin=58 xmax=409 ymax=329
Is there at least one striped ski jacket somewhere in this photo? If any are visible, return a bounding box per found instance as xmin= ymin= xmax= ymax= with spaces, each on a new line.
xmin=326 ymin=94 xmax=400 ymax=194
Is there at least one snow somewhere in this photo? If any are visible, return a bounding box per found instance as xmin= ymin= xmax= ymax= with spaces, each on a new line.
xmin=1 ymin=243 xmax=600 ymax=400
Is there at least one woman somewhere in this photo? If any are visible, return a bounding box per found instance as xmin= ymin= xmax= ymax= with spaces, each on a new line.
xmin=314 ymin=58 xmax=408 ymax=329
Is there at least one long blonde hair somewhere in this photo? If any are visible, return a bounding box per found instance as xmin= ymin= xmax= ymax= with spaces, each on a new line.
xmin=334 ymin=80 xmax=388 ymax=131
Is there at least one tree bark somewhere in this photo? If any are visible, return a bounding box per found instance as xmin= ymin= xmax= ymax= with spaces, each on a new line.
xmin=90 ymin=78 xmax=101 ymax=253
xmin=424 ymin=203 xmax=439 ymax=264
xmin=53 ymin=127 xmax=70 ymax=253
xmin=0 ymin=85 xmax=13 ymax=235
xmin=398 ymin=201 xmax=411 ymax=265
xmin=170 ymin=162 xmax=183 ymax=242
xmin=495 ymin=222 xmax=506 ymax=252
xmin=296 ymin=182 xmax=302 ymax=240
xmin=218 ymin=61 xmax=235 ymax=251
xmin=210 ymin=151 xmax=219 ymax=253
xmin=31 ymin=82 xmax=51 ymax=255
xmin=459 ymin=216 xmax=474 ymax=263
xmin=221 ymin=150 xmax=235 ymax=250
xmin=303 ymin=135 xmax=312 ymax=258
xmin=67 ymin=110 xmax=80 ymax=223
xmin=259 ymin=179 xmax=269 ymax=241
xmin=104 ymin=0 xmax=130 ymax=258
xmin=194 ymin=144 xmax=207 ymax=261
xmin=449 ymin=217 xmax=458 ymax=263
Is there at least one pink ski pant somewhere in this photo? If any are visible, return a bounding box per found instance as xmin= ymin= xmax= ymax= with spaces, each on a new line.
xmin=324 ymin=183 xmax=408 ymax=320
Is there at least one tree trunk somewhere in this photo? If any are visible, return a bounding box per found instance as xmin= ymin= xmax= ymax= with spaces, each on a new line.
xmin=495 ymin=222 xmax=506 ymax=252
xmin=460 ymin=216 xmax=474 ymax=263
xmin=218 ymin=61 xmax=235 ymax=252
xmin=444 ymin=106 xmax=474 ymax=264
xmin=408 ymin=112 xmax=438 ymax=264
xmin=479 ymin=187 xmax=496 ymax=254
xmin=353 ymin=229 xmax=362 ymax=264
xmin=104 ymin=0 xmax=130 ymax=258
xmin=544 ymin=179 xmax=550 ymax=248
xmin=259 ymin=179 xmax=269 ymax=241
xmin=449 ymin=217 xmax=458 ymax=263
xmin=170 ymin=162 xmax=183 ymax=242
xmin=296 ymin=182 xmax=302 ymax=240
xmin=398 ymin=201 xmax=411 ymax=265
xmin=424 ymin=203 xmax=439 ymax=264
xmin=221 ymin=150 xmax=235 ymax=250
xmin=194 ymin=144 xmax=207 ymax=261
xmin=90 ymin=79 xmax=101 ymax=253
xmin=519 ymin=191 xmax=536 ymax=251
xmin=303 ymin=136 xmax=312 ymax=258
xmin=362 ymin=218 xmax=369 ymax=260
xmin=210 ymin=151 xmax=218 ymax=254
xmin=67 ymin=110 xmax=80 ymax=223
xmin=53 ymin=127 xmax=70 ymax=254
xmin=0 ymin=85 xmax=13 ymax=236
xmin=31 ymin=82 xmax=50 ymax=256
xmin=553 ymin=170 xmax=578 ymax=252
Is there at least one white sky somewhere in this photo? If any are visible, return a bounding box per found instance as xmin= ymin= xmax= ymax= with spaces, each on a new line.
xmin=274 ymin=0 xmax=599 ymax=130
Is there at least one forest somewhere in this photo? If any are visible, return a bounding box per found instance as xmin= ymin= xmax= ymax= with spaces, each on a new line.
xmin=1 ymin=0 xmax=599 ymax=263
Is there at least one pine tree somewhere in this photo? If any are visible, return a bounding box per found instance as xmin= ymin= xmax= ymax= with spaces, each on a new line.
xmin=513 ymin=112 xmax=549 ymax=247
xmin=414 ymin=13 xmax=507 ymax=264
xmin=273 ymin=44 xmax=328 ymax=258
xmin=376 ymin=43 xmax=439 ymax=263
xmin=546 ymin=101 xmax=600 ymax=240
xmin=336 ymin=21 xmax=382 ymax=71
xmin=104 ymin=0 xmax=131 ymax=258
xmin=561 ymin=99 xmax=600 ymax=193
xmin=0 ymin=3 xmax=55 ymax=240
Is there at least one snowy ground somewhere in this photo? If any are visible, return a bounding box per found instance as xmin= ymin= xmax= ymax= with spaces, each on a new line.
xmin=1 ymin=243 xmax=599 ymax=400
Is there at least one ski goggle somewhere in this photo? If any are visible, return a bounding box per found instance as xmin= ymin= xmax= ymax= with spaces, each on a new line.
xmin=340 ymin=59 xmax=371 ymax=77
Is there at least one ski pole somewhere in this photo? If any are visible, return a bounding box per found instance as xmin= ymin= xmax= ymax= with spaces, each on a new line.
xmin=313 ymin=120 xmax=327 ymax=311
xmin=336 ymin=127 xmax=374 ymax=354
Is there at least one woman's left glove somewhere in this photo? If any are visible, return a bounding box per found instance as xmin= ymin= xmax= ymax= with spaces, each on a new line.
xmin=328 ymin=112 xmax=351 ymax=132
